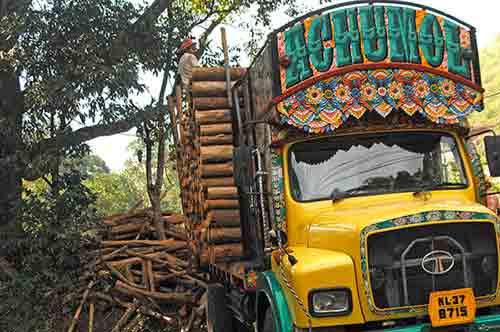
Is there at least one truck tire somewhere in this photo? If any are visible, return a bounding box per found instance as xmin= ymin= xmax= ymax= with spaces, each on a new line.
xmin=206 ymin=283 xmax=233 ymax=332
xmin=262 ymin=307 xmax=276 ymax=332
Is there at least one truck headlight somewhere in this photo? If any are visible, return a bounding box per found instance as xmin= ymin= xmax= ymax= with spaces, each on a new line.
xmin=308 ymin=288 xmax=352 ymax=317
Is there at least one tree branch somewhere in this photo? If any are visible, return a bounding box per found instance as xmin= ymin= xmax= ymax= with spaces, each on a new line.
xmin=108 ymin=0 xmax=171 ymax=63
xmin=26 ymin=110 xmax=156 ymax=169
xmin=196 ymin=4 xmax=239 ymax=59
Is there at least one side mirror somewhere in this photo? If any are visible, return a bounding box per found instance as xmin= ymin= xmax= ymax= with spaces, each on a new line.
xmin=484 ymin=136 xmax=500 ymax=177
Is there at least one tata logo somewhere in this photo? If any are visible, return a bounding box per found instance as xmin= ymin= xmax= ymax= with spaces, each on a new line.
xmin=421 ymin=250 xmax=455 ymax=275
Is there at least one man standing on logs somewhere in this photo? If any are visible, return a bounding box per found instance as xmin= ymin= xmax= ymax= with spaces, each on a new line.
xmin=177 ymin=38 xmax=199 ymax=90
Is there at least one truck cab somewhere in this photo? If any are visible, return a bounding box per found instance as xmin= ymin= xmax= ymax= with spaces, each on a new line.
xmin=271 ymin=125 xmax=500 ymax=330
xmin=234 ymin=1 xmax=500 ymax=331
xmin=173 ymin=1 xmax=500 ymax=331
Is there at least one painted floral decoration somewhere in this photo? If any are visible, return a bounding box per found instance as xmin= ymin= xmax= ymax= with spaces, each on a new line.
xmin=276 ymin=69 xmax=483 ymax=133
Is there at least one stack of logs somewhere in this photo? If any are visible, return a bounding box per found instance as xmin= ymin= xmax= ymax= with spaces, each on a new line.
xmin=68 ymin=67 xmax=251 ymax=331
xmin=171 ymin=67 xmax=247 ymax=267
xmin=67 ymin=210 xmax=208 ymax=332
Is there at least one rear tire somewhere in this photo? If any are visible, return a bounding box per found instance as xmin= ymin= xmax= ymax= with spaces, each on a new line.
xmin=262 ymin=307 xmax=276 ymax=332
xmin=206 ymin=283 xmax=234 ymax=332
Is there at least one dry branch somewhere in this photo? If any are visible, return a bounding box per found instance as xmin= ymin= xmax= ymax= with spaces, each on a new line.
xmin=115 ymin=280 xmax=193 ymax=303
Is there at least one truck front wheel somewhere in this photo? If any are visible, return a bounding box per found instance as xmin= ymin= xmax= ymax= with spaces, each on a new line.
xmin=262 ymin=307 xmax=276 ymax=332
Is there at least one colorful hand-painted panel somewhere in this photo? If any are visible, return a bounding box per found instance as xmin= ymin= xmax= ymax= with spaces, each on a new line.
xmin=277 ymin=4 xmax=481 ymax=92
xmin=359 ymin=210 xmax=498 ymax=315
xmin=271 ymin=149 xmax=286 ymax=231
xmin=275 ymin=68 xmax=482 ymax=133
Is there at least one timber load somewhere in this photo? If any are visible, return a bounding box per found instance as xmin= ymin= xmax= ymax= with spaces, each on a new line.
xmin=65 ymin=210 xmax=208 ymax=332
xmin=168 ymin=66 xmax=247 ymax=268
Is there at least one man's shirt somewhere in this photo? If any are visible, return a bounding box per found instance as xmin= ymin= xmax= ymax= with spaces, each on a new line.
xmin=177 ymin=53 xmax=199 ymax=87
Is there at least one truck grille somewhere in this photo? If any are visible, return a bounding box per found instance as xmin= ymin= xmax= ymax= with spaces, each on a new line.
xmin=367 ymin=222 xmax=498 ymax=308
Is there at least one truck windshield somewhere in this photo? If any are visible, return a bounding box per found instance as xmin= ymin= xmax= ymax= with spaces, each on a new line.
xmin=288 ymin=132 xmax=467 ymax=202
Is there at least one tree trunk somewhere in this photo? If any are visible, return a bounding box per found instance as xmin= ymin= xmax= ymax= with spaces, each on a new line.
xmin=0 ymin=69 xmax=23 ymax=228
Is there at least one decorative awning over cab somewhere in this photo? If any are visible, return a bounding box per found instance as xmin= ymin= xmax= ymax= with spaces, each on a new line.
xmin=249 ymin=0 xmax=484 ymax=134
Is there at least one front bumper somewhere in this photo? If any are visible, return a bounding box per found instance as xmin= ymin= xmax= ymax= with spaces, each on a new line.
xmin=373 ymin=314 xmax=500 ymax=332
xmin=294 ymin=313 xmax=500 ymax=332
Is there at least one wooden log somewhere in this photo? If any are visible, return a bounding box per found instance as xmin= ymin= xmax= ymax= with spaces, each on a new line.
xmin=202 ymin=177 xmax=234 ymax=187
xmin=160 ymin=252 xmax=189 ymax=269
xmin=101 ymin=240 xmax=181 ymax=247
xmin=67 ymin=281 xmax=95 ymax=332
xmin=200 ymin=244 xmax=244 ymax=265
xmin=200 ymin=123 xmax=233 ymax=136
xmin=200 ymin=134 xmax=233 ymax=146
xmin=194 ymin=97 xmax=230 ymax=110
xmin=191 ymin=81 xmax=233 ymax=97
xmin=110 ymin=305 xmax=137 ymax=332
xmin=153 ymin=270 xmax=186 ymax=281
xmin=195 ymin=109 xmax=232 ymax=124
xmin=103 ymin=211 xmax=149 ymax=226
xmin=165 ymin=229 xmax=188 ymax=241
xmin=162 ymin=214 xmax=186 ymax=225
xmin=88 ymin=301 xmax=94 ymax=332
xmin=206 ymin=199 xmax=239 ymax=209
xmin=110 ymin=222 xmax=145 ymax=235
xmin=202 ymin=162 xmax=233 ymax=177
xmin=211 ymin=209 xmax=240 ymax=224
xmin=206 ymin=227 xmax=242 ymax=243
xmin=200 ymin=145 xmax=233 ymax=162
xmin=192 ymin=67 xmax=246 ymax=82
xmin=113 ymin=232 xmax=145 ymax=240
xmin=102 ymin=244 xmax=187 ymax=263
xmin=104 ymin=262 xmax=145 ymax=289
xmin=207 ymin=187 xmax=238 ymax=199
xmin=109 ymin=252 xmax=162 ymax=267
xmin=209 ymin=243 xmax=243 ymax=259
xmin=145 ymin=261 xmax=155 ymax=292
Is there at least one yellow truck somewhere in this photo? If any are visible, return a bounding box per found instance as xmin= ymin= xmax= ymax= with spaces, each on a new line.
xmin=170 ymin=1 xmax=500 ymax=331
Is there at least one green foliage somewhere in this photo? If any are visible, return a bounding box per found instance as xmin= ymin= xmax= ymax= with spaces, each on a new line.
xmin=469 ymin=34 xmax=500 ymax=130
xmin=85 ymin=140 xmax=181 ymax=216
xmin=467 ymin=34 xmax=500 ymax=191
xmin=62 ymin=154 xmax=111 ymax=177
xmin=0 ymin=172 xmax=101 ymax=332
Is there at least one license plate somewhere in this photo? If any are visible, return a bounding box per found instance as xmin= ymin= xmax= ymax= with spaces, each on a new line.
xmin=428 ymin=288 xmax=476 ymax=327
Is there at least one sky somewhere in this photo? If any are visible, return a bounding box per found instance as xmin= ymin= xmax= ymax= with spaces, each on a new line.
xmin=89 ymin=0 xmax=500 ymax=172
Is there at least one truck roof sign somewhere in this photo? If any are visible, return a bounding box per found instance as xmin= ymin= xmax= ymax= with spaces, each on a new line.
xmin=277 ymin=4 xmax=481 ymax=92
xmin=245 ymin=1 xmax=485 ymax=134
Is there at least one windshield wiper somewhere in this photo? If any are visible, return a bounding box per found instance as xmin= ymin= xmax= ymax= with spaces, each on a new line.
xmin=330 ymin=188 xmax=364 ymax=203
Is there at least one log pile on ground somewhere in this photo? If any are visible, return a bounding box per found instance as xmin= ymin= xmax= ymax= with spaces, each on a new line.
xmin=66 ymin=209 xmax=208 ymax=332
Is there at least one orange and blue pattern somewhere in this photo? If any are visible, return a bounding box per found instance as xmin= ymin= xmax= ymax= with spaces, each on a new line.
xmin=275 ymin=69 xmax=483 ymax=134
